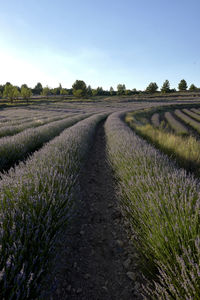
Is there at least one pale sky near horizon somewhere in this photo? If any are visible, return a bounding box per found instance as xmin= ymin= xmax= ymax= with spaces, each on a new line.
xmin=0 ymin=0 xmax=200 ymax=90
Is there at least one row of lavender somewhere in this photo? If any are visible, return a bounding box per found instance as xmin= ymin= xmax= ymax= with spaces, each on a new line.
xmin=0 ymin=113 xmax=73 ymax=138
xmin=0 ymin=108 xmax=64 ymax=126
xmin=105 ymin=112 xmax=200 ymax=299
xmin=0 ymin=113 xmax=90 ymax=171
xmin=0 ymin=112 xmax=107 ymax=299
xmin=151 ymin=107 xmax=200 ymax=135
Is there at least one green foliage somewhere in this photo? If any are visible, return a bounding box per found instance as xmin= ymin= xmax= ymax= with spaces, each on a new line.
xmin=72 ymin=80 xmax=86 ymax=90
xmin=73 ymin=89 xmax=85 ymax=98
xmin=189 ymin=84 xmax=198 ymax=92
xmin=109 ymin=86 xmax=114 ymax=95
xmin=161 ymin=80 xmax=170 ymax=93
xmin=178 ymin=79 xmax=187 ymax=91
xmin=125 ymin=89 xmax=132 ymax=95
xmin=132 ymin=88 xmax=138 ymax=94
xmin=21 ymin=86 xmax=32 ymax=102
xmin=92 ymin=89 xmax=98 ymax=96
xmin=0 ymin=85 xmax=4 ymax=94
xmin=3 ymin=84 xmax=19 ymax=103
xmin=21 ymin=84 xmax=28 ymax=90
xmin=145 ymin=82 xmax=158 ymax=93
xmin=42 ymin=86 xmax=51 ymax=97
xmin=33 ymin=82 xmax=43 ymax=95
xmin=72 ymin=80 xmax=87 ymax=97
xmin=60 ymin=88 xmax=68 ymax=95
xmin=87 ymin=85 xmax=92 ymax=96
xmin=117 ymin=84 xmax=126 ymax=95
xmin=96 ymin=86 xmax=103 ymax=95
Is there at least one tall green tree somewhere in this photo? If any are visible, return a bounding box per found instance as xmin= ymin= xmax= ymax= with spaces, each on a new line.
xmin=21 ymin=86 xmax=32 ymax=103
xmin=161 ymin=80 xmax=170 ymax=93
xmin=87 ymin=85 xmax=92 ymax=97
xmin=33 ymin=82 xmax=43 ymax=95
xmin=42 ymin=86 xmax=51 ymax=98
xmin=73 ymin=89 xmax=86 ymax=98
xmin=21 ymin=84 xmax=28 ymax=90
xmin=146 ymin=82 xmax=158 ymax=93
xmin=96 ymin=87 xmax=103 ymax=95
xmin=117 ymin=84 xmax=126 ymax=95
xmin=92 ymin=89 xmax=98 ymax=96
xmin=110 ymin=86 xmax=114 ymax=95
xmin=3 ymin=84 xmax=19 ymax=103
xmin=72 ymin=80 xmax=87 ymax=97
xmin=0 ymin=85 xmax=4 ymax=95
xmin=132 ymin=88 xmax=138 ymax=94
xmin=60 ymin=88 xmax=68 ymax=95
xmin=178 ymin=79 xmax=187 ymax=91
xmin=13 ymin=88 xmax=20 ymax=100
xmin=189 ymin=84 xmax=198 ymax=92
xmin=125 ymin=89 xmax=132 ymax=95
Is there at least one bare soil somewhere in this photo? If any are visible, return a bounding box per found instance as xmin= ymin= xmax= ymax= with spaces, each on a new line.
xmin=41 ymin=121 xmax=143 ymax=300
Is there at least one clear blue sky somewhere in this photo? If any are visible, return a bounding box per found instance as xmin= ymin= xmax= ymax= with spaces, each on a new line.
xmin=0 ymin=0 xmax=200 ymax=90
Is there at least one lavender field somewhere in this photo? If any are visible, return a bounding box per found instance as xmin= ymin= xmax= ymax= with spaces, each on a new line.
xmin=0 ymin=99 xmax=199 ymax=299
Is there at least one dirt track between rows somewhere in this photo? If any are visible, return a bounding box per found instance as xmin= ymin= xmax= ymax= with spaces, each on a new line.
xmin=41 ymin=120 xmax=143 ymax=299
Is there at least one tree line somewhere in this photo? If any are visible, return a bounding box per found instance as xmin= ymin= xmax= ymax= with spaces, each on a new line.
xmin=0 ymin=79 xmax=199 ymax=102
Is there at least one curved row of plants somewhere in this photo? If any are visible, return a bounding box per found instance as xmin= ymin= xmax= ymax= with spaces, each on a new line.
xmin=174 ymin=109 xmax=200 ymax=133
xmin=0 ymin=113 xmax=74 ymax=138
xmin=0 ymin=112 xmax=108 ymax=299
xmin=105 ymin=111 xmax=200 ymax=299
xmin=0 ymin=110 xmax=55 ymax=125
xmin=149 ymin=106 xmax=200 ymax=135
xmin=126 ymin=106 xmax=200 ymax=175
xmin=0 ymin=113 xmax=89 ymax=172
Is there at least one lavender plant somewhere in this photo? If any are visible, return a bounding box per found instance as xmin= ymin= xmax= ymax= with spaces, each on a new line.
xmin=151 ymin=113 xmax=160 ymax=128
xmin=191 ymin=108 xmax=200 ymax=115
xmin=0 ymin=112 xmax=107 ymax=299
xmin=105 ymin=112 xmax=200 ymax=299
xmin=0 ymin=114 xmax=89 ymax=171
xmin=0 ymin=113 xmax=73 ymax=138
xmin=164 ymin=111 xmax=188 ymax=135
xmin=183 ymin=108 xmax=200 ymax=122
xmin=175 ymin=109 xmax=200 ymax=133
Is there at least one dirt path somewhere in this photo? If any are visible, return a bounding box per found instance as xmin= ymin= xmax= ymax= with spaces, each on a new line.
xmin=42 ymin=121 xmax=143 ymax=299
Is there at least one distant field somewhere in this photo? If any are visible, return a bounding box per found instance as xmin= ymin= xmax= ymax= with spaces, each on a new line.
xmin=0 ymin=99 xmax=199 ymax=299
